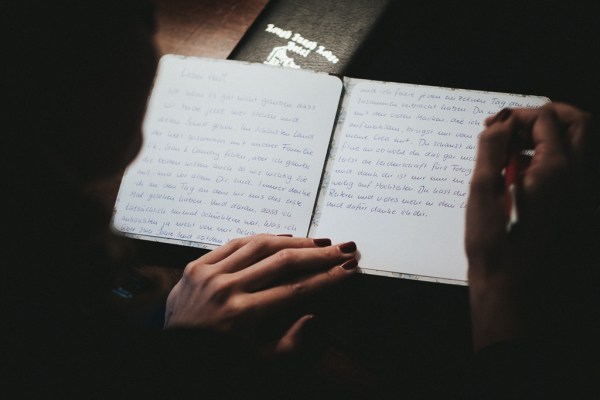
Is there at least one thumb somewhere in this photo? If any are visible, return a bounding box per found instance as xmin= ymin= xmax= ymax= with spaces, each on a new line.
xmin=268 ymin=314 xmax=315 ymax=358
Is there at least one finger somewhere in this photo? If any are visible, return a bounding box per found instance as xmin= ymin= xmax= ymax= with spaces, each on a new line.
xmin=508 ymin=103 xmax=592 ymax=153
xmin=466 ymin=115 xmax=515 ymax=245
xmin=470 ymin=116 xmax=514 ymax=196
xmin=542 ymin=102 xmax=588 ymax=122
xmin=506 ymin=103 xmax=581 ymax=125
xmin=546 ymin=103 xmax=594 ymax=161
xmin=213 ymin=235 xmax=332 ymax=274
xmin=244 ymin=258 xmax=358 ymax=317
xmin=272 ymin=314 xmax=315 ymax=356
xmin=523 ymin=108 xmax=568 ymax=195
xmin=192 ymin=235 xmax=259 ymax=265
xmin=235 ymin=242 xmax=356 ymax=291
xmin=194 ymin=234 xmax=297 ymax=265
xmin=488 ymin=102 xmax=589 ymax=128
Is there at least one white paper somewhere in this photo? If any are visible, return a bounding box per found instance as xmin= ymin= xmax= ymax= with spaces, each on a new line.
xmin=113 ymin=55 xmax=342 ymax=248
xmin=310 ymin=78 xmax=548 ymax=283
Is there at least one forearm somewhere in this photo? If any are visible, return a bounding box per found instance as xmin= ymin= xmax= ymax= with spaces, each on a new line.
xmin=468 ymin=274 xmax=523 ymax=352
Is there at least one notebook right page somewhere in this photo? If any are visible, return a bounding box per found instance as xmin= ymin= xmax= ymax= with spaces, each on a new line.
xmin=309 ymin=78 xmax=548 ymax=284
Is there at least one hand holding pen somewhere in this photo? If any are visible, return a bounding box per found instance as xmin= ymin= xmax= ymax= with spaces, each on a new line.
xmin=465 ymin=102 xmax=598 ymax=351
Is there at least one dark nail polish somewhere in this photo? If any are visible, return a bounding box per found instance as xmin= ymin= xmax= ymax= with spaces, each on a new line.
xmin=486 ymin=108 xmax=511 ymax=127
xmin=497 ymin=108 xmax=511 ymax=121
xmin=341 ymin=258 xmax=358 ymax=270
xmin=339 ymin=241 xmax=357 ymax=253
xmin=313 ymin=238 xmax=332 ymax=247
xmin=277 ymin=234 xmax=293 ymax=237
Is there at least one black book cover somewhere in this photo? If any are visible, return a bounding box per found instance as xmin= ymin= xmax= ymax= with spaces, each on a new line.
xmin=227 ymin=0 xmax=393 ymax=74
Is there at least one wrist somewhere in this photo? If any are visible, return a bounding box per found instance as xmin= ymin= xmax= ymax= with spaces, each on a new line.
xmin=468 ymin=273 xmax=524 ymax=352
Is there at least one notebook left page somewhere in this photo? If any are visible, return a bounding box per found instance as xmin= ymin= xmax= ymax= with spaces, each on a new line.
xmin=112 ymin=55 xmax=342 ymax=249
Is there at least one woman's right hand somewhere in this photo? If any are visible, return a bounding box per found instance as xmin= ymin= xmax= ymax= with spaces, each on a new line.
xmin=466 ymin=102 xmax=598 ymax=351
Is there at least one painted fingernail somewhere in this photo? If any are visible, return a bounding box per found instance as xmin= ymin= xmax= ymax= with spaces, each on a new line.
xmin=277 ymin=234 xmax=293 ymax=237
xmin=341 ymin=258 xmax=358 ymax=270
xmin=313 ymin=238 xmax=332 ymax=247
xmin=486 ymin=108 xmax=511 ymax=126
xmin=497 ymin=108 xmax=511 ymax=121
xmin=339 ymin=241 xmax=357 ymax=253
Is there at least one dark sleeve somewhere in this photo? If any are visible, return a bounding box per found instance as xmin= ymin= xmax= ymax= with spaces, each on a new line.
xmin=466 ymin=340 xmax=582 ymax=400
xmin=7 ymin=315 xmax=316 ymax=399
xmin=105 ymin=327 xmax=328 ymax=399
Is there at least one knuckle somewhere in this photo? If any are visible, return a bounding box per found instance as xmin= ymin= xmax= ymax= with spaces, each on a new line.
xmin=211 ymin=295 xmax=248 ymax=334
xmin=287 ymin=281 xmax=306 ymax=295
xmin=182 ymin=261 xmax=201 ymax=279
xmin=274 ymin=248 xmax=298 ymax=265
xmin=248 ymin=234 xmax=274 ymax=253
xmin=207 ymin=275 xmax=234 ymax=304
xmin=183 ymin=262 xmax=221 ymax=289
xmin=227 ymin=236 xmax=245 ymax=248
xmin=225 ymin=295 xmax=251 ymax=320
xmin=313 ymin=245 xmax=340 ymax=264
xmin=323 ymin=245 xmax=340 ymax=258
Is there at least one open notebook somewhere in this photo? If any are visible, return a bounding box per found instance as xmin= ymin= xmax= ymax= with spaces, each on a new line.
xmin=112 ymin=55 xmax=548 ymax=285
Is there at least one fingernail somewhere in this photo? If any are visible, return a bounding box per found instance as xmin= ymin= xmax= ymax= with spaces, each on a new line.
xmin=486 ymin=108 xmax=511 ymax=126
xmin=491 ymin=108 xmax=511 ymax=123
xmin=339 ymin=241 xmax=357 ymax=253
xmin=497 ymin=108 xmax=511 ymax=121
xmin=341 ymin=258 xmax=358 ymax=270
xmin=313 ymin=238 xmax=332 ymax=247
xmin=277 ymin=234 xmax=293 ymax=237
